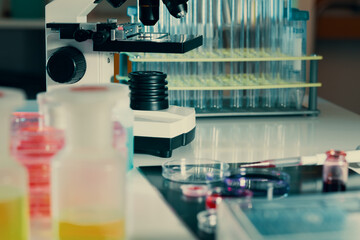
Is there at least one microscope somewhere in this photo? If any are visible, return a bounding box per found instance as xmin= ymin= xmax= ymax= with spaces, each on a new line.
xmin=45 ymin=0 xmax=202 ymax=157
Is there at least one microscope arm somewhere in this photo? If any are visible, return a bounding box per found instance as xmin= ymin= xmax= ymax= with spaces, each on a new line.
xmin=46 ymin=0 xmax=129 ymax=23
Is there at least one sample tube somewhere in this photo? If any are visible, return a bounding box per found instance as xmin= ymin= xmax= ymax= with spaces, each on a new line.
xmin=323 ymin=150 xmax=348 ymax=193
xmin=245 ymin=0 xmax=260 ymax=109
xmin=193 ymin=0 xmax=207 ymax=110
xmin=208 ymin=0 xmax=223 ymax=110
xmin=289 ymin=8 xmax=309 ymax=109
xmin=261 ymin=0 xmax=276 ymax=108
xmin=269 ymin=0 xmax=280 ymax=108
xmin=228 ymin=0 xmax=242 ymax=109
xmin=49 ymin=85 xmax=128 ymax=240
xmin=0 ymin=87 xmax=29 ymax=240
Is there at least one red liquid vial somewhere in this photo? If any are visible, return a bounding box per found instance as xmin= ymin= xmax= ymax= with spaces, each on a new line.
xmin=322 ymin=150 xmax=348 ymax=193
xmin=11 ymin=116 xmax=64 ymax=218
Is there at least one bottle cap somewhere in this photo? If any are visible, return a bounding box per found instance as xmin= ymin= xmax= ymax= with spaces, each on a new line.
xmin=49 ymin=84 xmax=129 ymax=106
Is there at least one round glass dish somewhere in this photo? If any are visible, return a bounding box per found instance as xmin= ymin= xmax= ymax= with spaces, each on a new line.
xmin=197 ymin=209 xmax=217 ymax=234
xmin=180 ymin=185 xmax=208 ymax=198
xmin=162 ymin=158 xmax=230 ymax=184
xmin=224 ymin=168 xmax=290 ymax=197
xmin=205 ymin=187 xmax=253 ymax=209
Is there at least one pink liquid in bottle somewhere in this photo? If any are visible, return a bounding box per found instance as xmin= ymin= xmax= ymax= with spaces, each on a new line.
xmin=12 ymin=120 xmax=64 ymax=217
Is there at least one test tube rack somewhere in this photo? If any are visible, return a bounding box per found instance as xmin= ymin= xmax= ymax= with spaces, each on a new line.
xmin=121 ymin=0 xmax=322 ymax=117
xmin=120 ymin=52 xmax=321 ymax=117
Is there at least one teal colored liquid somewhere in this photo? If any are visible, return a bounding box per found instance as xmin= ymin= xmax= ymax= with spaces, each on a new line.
xmin=126 ymin=127 xmax=134 ymax=171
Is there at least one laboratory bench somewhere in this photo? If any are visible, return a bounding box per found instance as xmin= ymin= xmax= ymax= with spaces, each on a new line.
xmin=27 ymin=98 xmax=360 ymax=240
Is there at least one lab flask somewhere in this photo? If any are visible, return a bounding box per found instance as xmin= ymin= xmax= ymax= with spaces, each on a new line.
xmin=50 ymin=85 xmax=128 ymax=240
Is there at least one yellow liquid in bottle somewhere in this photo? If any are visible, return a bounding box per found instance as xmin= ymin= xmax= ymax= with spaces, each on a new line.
xmin=0 ymin=194 xmax=28 ymax=240
xmin=58 ymin=219 xmax=125 ymax=240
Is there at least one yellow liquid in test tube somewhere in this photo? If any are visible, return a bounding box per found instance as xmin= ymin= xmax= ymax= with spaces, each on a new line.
xmin=58 ymin=219 xmax=125 ymax=240
xmin=0 ymin=195 xmax=28 ymax=240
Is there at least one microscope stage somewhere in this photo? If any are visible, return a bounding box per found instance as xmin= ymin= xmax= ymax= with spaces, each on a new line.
xmin=94 ymin=33 xmax=203 ymax=54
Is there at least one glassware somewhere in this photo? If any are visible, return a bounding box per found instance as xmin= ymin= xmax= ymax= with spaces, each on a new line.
xmin=49 ymin=85 xmax=128 ymax=240
xmin=39 ymin=84 xmax=134 ymax=172
xmin=0 ymin=87 xmax=29 ymax=240
xmin=197 ymin=209 xmax=217 ymax=234
xmin=224 ymin=168 xmax=290 ymax=197
xmin=130 ymin=0 xmax=311 ymax=115
xmin=323 ymin=150 xmax=348 ymax=193
xmin=162 ymin=158 xmax=230 ymax=184
xmin=11 ymin=112 xmax=64 ymax=218
xmin=205 ymin=186 xmax=253 ymax=209
xmin=288 ymin=8 xmax=309 ymax=109
xmin=180 ymin=184 xmax=208 ymax=198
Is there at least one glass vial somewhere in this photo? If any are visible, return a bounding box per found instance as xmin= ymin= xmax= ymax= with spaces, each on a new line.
xmin=0 ymin=87 xmax=29 ymax=240
xmin=322 ymin=150 xmax=348 ymax=193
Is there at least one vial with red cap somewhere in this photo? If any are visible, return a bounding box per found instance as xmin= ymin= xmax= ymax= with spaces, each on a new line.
xmin=322 ymin=150 xmax=348 ymax=193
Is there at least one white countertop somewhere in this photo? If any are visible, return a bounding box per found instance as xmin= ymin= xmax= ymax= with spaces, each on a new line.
xmin=29 ymin=99 xmax=360 ymax=239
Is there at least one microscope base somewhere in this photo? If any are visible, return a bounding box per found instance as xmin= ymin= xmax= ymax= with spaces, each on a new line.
xmin=134 ymin=106 xmax=196 ymax=158
xmin=134 ymin=127 xmax=196 ymax=158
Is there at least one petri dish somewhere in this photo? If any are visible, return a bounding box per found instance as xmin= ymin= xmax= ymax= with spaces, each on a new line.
xmin=162 ymin=158 xmax=230 ymax=184
xmin=206 ymin=187 xmax=253 ymax=209
xmin=197 ymin=209 xmax=217 ymax=234
xmin=224 ymin=168 xmax=290 ymax=197
xmin=180 ymin=185 xmax=208 ymax=198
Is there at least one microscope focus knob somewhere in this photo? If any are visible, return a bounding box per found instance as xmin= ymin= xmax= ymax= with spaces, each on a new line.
xmin=47 ymin=47 xmax=86 ymax=84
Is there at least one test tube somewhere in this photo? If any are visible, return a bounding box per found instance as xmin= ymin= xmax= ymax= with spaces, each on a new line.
xmin=194 ymin=0 xmax=208 ymax=110
xmin=261 ymin=0 xmax=270 ymax=108
xmin=209 ymin=0 xmax=223 ymax=110
xmin=268 ymin=0 xmax=279 ymax=108
xmin=179 ymin=17 xmax=191 ymax=107
xmin=277 ymin=0 xmax=293 ymax=109
xmin=289 ymin=7 xmax=309 ymax=109
xmin=203 ymin=0 xmax=214 ymax=110
xmin=230 ymin=0 xmax=245 ymax=109
xmin=188 ymin=0 xmax=198 ymax=108
xmin=245 ymin=0 xmax=260 ymax=109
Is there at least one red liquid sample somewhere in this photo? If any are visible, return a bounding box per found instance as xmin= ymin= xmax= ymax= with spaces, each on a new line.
xmin=205 ymin=194 xmax=222 ymax=209
xmin=323 ymin=180 xmax=346 ymax=193
xmin=12 ymin=126 xmax=64 ymax=217
xmin=205 ymin=188 xmax=253 ymax=209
